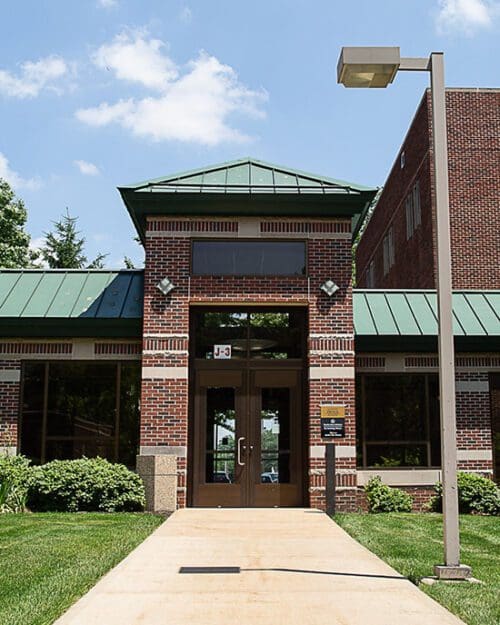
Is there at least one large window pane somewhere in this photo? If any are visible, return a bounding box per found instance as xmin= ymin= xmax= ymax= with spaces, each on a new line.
xmin=192 ymin=309 xmax=305 ymax=360
xmin=357 ymin=373 xmax=440 ymax=468
xmin=192 ymin=241 xmax=306 ymax=276
xmin=20 ymin=361 xmax=141 ymax=467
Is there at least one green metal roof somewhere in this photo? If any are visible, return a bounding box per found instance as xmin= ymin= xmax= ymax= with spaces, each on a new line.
xmin=0 ymin=271 xmax=498 ymax=350
xmin=0 ymin=270 xmax=143 ymax=338
xmin=118 ymin=157 xmax=378 ymax=242
xmin=354 ymin=289 xmax=500 ymax=352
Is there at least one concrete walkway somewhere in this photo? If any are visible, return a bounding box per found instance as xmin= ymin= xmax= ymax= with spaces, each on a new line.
xmin=54 ymin=508 xmax=466 ymax=625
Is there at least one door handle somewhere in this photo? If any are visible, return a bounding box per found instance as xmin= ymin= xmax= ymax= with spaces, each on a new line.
xmin=237 ymin=437 xmax=246 ymax=466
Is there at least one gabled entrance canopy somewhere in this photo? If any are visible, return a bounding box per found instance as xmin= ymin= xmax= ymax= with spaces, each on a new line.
xmin=118 ymin=157 xmax=378 ymax=242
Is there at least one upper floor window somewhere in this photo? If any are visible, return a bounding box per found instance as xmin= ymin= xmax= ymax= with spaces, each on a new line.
xmin=191 ymin=240 xmax=306 ymax=276
xmin=405 ymin=180 xmax=421 ymax=239
xmin=382 ymin=227 xmax=395 ymax=276
xmin=366 ymin=260 xmax=375 ymax=288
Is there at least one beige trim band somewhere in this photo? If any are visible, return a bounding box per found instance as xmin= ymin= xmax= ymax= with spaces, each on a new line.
xmin=142 ymin=366 xmax=188 ymax=380
xmin=357 ymin=469 xmax=441 ymax=487
xmin=455 ymin=380 xmax=489 ymax=392
xmin=0 ymin=370 xmax=21 ymax=383
xmin=309 ymin=366 xmax=355 ymax=380
xmin=309 ymin=445 xmax=356 ymax=459
xmin=457 ymin=449 xmax=492 ymax=461
xmin=140 ymin=446 xmax=187 ymax=457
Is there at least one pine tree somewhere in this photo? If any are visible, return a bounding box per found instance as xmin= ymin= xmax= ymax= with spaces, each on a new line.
xmin=41 ymin=209 xmax=107 ymax=269
xmin=0 ymin=178 xmax=37 ymax=268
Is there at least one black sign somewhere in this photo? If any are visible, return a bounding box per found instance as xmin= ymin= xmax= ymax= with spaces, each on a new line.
xmin=321 ymin=417 xmax=345 ymax=439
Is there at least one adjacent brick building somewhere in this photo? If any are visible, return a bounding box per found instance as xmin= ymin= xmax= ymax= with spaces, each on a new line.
xmin=356 ymin=88 xmax=500 ymax=290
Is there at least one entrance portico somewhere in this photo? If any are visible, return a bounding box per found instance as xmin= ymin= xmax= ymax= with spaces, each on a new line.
xmin=121 ymin=157 xmax=377 ymax=511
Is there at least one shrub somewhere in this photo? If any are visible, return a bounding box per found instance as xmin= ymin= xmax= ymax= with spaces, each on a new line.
xmin=365 ymin=476 xmax=413 ymax=513
xmin=28 ymin=457 xmax=145 ymax=512
xmin=430 ymin=472 xmax=500 ymax=515
xmin=0 ymin=454 xmax=32 ymax=512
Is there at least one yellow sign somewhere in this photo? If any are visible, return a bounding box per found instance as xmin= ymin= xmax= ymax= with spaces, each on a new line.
xmin=320 ymin=405 xmax=345 ymax=418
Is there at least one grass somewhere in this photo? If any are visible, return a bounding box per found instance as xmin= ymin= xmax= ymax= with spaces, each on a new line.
xmin=0 ymin=512 xmax=164 ymax=625
xmin=335 ymin=513 xmax=500 ymax=625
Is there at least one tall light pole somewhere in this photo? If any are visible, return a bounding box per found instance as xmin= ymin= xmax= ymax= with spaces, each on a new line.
xmin=337 ymin=47 xmax=470 ymax=580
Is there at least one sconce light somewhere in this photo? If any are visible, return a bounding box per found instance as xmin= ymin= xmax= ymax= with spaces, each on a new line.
xmin=320 ymin=279 xmax=340 ymax=297
xmin=156 ymin=277 xmax=175 ymax=296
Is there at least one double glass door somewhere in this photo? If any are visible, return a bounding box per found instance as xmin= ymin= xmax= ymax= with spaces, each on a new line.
xmin=192 ymin=368 xmax=303 ymax=507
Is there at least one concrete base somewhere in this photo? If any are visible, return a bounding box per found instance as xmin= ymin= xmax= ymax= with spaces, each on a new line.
xmin=136 ymin=454 xmax=177 ymax=513
xmin=433 ymin=564 xmax=472 ymax=580
xmin=0 ymin=446 xmax=17 ymax=456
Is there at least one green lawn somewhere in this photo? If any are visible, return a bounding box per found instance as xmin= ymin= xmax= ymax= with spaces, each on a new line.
xmin=0 ymin=512 xmax=164 ymax=625
xmin=335 ymin=513 xmax=499 ymax=625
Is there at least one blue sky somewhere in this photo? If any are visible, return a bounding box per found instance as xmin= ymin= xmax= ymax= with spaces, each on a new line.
xmin=1 ymin=0 xmax=498 ymax=266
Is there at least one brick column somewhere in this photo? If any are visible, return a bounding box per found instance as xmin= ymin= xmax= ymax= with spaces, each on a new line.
xmin=139 ymin=229 xmax=191 ymax=509
xmin=307 ymin=239 xmax=357 ymax=511
xmin=0 ymin=360 xmax=21 ymax=455
xmin=455 ymin=371 xmax=494 ymax=475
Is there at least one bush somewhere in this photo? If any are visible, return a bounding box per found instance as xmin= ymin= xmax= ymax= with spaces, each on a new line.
xmin=430 ymin=472 xmax=500 ymax=515
xmin=28 ymin=457 xmax=145 ymax=512
xmin=0 ymin=454 xmax=32 ymax=512
xmin=365 ymin=476 xmax=413 ymax=513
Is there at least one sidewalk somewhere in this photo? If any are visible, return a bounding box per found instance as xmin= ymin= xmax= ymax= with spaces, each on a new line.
xmin=54 ymin=508 xmax=466 ymax=625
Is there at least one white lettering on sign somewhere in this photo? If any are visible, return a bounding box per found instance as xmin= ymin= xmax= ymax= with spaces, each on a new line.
xmin=214 ymin=345 xmax=232 ymax=359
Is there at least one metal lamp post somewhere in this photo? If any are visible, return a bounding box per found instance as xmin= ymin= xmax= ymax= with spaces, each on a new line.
xmin=337 ymin=46 xmax=470 ymax=580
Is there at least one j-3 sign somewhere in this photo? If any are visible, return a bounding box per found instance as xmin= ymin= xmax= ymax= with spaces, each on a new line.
xmin=214 ymin=344 xmax=232 ymax=359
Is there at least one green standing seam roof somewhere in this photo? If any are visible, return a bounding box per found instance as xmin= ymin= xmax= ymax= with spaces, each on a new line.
xmin=353 ymin=290 xmax=500 ymax=337
xmin=118 ymin=157 xmax=379 ymax=243
xmin=0 ymin=272 xmax=499 ymax=343
xmin=0 ymin=270 xmax=143 ymax=320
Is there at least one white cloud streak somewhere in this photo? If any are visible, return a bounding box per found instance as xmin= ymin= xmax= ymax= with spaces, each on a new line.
xmin=74 ymin=160 xmax=100 ymax=176
xmin=97 ymin=0 xmax=118 ymax=8
xmin=0 ymin=152 xmax=41 ymax=190
xmin=436 ymin=0 xmax=499 ymax=34
xmin=0 ymin=55 xmax=68 ymax=98
xmin=179 ymin=6 xmax=193 ymax=23
xmin=76 ymin=31 xmax=267 ymax=145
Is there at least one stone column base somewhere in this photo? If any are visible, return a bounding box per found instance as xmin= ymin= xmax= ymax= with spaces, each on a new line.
xmin=136 ymin=455 xmax=178 ymax=513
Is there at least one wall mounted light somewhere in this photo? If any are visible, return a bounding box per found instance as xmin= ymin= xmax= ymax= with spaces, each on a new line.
xmin=320 ymin=279 xmax=340 ymax=297
xmin=156 ymin=277 xmax=175 ymax=295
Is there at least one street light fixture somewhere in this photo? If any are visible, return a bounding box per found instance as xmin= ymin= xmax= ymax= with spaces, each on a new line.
xmin=337 ymin=46 xmax=470 ymax=580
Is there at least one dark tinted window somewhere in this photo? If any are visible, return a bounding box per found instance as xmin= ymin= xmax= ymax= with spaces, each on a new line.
xmin=20 ymin=362 xmax=141 ymax=467
xmin=356 ymin=373 xmax=441 ymax=468
xmin=192 ymin=241 xmax=306 ymax=276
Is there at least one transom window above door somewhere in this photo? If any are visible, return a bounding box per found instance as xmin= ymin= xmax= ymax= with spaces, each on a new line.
xmin=192 ymin=309 xmax=306 ymax=360
xmin=191 ymin=240 xmax=306 ymax=276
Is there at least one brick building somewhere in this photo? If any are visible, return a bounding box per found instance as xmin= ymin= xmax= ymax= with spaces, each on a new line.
xmin=0 ymin=153 xmax=499 ymax=512
xmin=356 ymin=88 xmax=500 ymax=290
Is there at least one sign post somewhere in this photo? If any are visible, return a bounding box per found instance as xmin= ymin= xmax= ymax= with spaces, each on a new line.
xmin=320 ymin=405 xmax=346 ymax=517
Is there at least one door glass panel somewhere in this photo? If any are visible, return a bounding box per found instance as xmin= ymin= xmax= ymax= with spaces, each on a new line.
xmin=205 ymin=387 xmax=236 ymax=483
xmin=260 ymin=388 xmax=290 ymax=483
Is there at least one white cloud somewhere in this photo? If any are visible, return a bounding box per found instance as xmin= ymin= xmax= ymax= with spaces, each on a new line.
xmin=74 ymin=159 xmax=100 ymax=176
xmin=179 ymin=6 xmax=193 ymax=23
xmin=97 ymin=0 xmax=118 ymax=7
xmin=0 ymin=55 xmax=68 ymax=98
xmin=92 ymin=30 xmax=178 ymax=90
xmin=436 ymin=0 xmax=499 ymax=34
xmin=0 ymin=152 xmax=41 ymax=190
xmin=77 ymin=32 xmax=267 ymax=145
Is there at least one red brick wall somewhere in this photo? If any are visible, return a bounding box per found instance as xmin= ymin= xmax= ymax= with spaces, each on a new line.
xmin=357 ymin=88 xmax=500 ymax=290
xmin=0 ymin=361 xmax=21 ymax=451
xmin=141 ymin=217 xmax=357 ymax=510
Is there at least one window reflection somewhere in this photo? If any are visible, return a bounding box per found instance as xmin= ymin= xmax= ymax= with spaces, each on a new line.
xmin=205 ymin=387 xmax=236 ymax=483
xmin=20 ymin=362 xmax=140 ymax=467
xmin=260 ymin=388 xmax=290 ymax=483
xmin=192 ymin=241 xmax=306 ymax=276
xmin=193 ymin=309 xmax=304 ymax=359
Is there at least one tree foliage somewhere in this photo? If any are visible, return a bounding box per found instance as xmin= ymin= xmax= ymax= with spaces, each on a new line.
xmin=0 ymin=178 xmax=36 ymax=268
xmin=41 ymin=209 xmax=107 ymax=269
